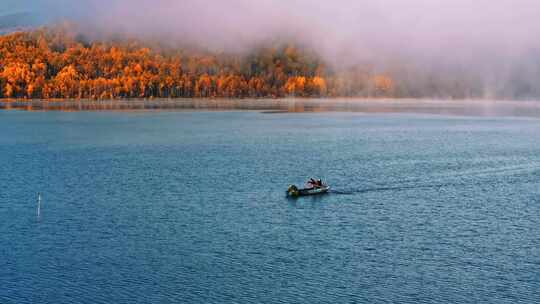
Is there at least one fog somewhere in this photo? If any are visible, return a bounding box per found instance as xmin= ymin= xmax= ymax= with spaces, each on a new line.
xmin=9 ymin=0 xmax=540 ymax=98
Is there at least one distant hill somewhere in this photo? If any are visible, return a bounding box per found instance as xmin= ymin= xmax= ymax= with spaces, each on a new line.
xmin=0 ymin=28 xmax=350 ymax=99
xmin=0 ymin=12 xmax=41 ymax=34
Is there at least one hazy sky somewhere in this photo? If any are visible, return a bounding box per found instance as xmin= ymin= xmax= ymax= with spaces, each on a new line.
xmin=3 ymin=1 xmax=540 ymax=66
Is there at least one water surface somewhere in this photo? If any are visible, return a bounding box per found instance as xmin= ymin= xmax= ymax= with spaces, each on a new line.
xmin=1 ymin=109 xmax=539 ymax=303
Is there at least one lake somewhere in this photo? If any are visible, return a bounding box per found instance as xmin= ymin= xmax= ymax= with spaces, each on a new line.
xmin=1 ymin=106 xmax=539 ymax=303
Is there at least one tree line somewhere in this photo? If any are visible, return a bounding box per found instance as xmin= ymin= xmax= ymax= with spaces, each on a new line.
xmin=0 ymin=27 xmax=395 ymax=100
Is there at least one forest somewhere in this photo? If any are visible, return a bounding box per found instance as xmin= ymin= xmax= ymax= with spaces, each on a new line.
xmin=0 ymin=26 xmax=395 ymax=100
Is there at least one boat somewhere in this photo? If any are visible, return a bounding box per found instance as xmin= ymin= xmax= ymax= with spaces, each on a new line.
xmin=286 ymin=183 xmax=331 ymax=197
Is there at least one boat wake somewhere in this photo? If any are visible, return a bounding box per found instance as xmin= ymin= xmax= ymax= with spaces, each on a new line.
xmin=331 ymin=163 xmax=540 ymax=196
xmin=331 ymin=183 xmax=448 ymax=195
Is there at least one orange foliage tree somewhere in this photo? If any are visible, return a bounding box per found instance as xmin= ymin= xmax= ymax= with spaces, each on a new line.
xmin=0 ymin=27 xmax=397 ymax=99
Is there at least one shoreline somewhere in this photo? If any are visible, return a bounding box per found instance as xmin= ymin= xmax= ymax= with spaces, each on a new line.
xmin=2 ymin=98 xmax=540 ymax=118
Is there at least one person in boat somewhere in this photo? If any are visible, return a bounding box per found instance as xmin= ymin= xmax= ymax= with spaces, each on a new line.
xmin=308 ymin=178 xmax=323 ymax=189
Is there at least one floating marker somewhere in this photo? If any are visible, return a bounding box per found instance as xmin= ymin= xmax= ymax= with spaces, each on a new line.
xmin=38 ymin=193 xmax=41 ymax=217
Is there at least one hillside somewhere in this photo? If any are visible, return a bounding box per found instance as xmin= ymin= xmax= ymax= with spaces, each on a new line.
xmin=0 ymin=12 xmax=40 ymax=34
xmin=0 ymin=27 xmax=395 ymax=100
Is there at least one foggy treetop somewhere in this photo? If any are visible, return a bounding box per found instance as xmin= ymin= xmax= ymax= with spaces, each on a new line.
xmin=0 ymin=27 xmax=397 ymax=99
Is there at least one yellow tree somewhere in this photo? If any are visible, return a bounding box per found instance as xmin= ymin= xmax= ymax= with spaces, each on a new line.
xmin=285 ymin=76 xmax=306 ymax=96
xmin=1 ymin=62 xmax=33 ymax=98
xmin=373 ymin=75 xmax=395 ymax=96
xmin=4 ymin=83 xmax=14 ymax=98
xmin=195 ymin=74 xmax=212 ymax=97
xmin=310 ymin=76 xmax=327 ymax=97
xmin=55 ymin=65 xmax=80 ymax=98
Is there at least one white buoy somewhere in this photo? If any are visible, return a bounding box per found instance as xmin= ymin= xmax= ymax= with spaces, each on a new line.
xmin=37 ymin=193 xmax=41 ymax=217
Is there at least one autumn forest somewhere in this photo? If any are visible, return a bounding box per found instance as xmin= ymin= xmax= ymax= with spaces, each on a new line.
xmin=0 ymin=26 xmax=397 ymax=100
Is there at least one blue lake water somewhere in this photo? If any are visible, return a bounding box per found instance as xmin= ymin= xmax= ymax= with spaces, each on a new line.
xmin=1 ymin=109 xmax=539 ymax=303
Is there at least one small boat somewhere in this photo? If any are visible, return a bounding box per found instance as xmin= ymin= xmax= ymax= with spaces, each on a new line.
xmin=287 ymin=184 xmax=331 ymax=197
